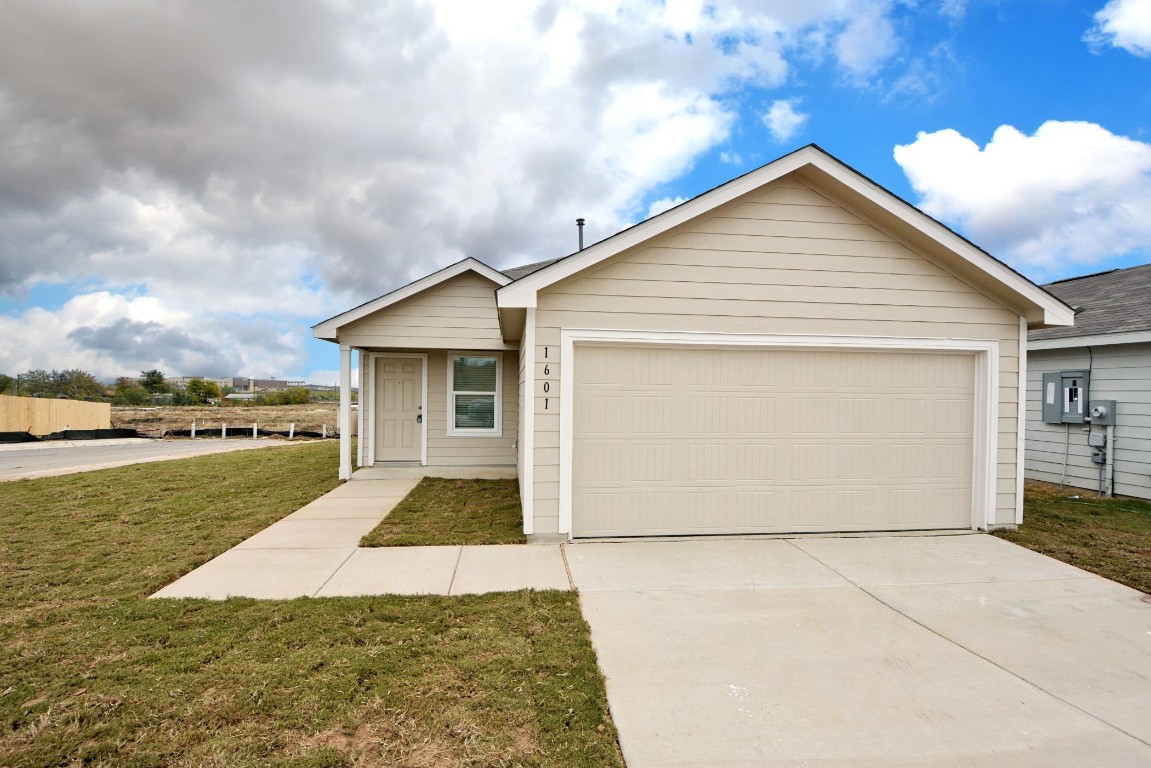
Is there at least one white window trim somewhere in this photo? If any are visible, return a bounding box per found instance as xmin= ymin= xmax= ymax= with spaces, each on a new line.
xmin=558 ymin=329 xmax=1000 ymax=539
xmin=447 ymin=351 xmax=503 ymax=437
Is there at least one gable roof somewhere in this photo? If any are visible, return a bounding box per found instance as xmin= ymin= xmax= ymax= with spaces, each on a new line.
xmin=313 ymin=257 xmax=509 ymax=341
xmin=501 ymin=257 xmax=563 ymax=280
xmin=1029 ymin=262 xmax=1151 ymax=349
xmin=496 ymin=144 xmax=1074 ymax=328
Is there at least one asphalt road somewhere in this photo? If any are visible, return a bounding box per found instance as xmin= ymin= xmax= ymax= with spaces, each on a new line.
xmin=0 ymin=438 xmax=311 ymax=481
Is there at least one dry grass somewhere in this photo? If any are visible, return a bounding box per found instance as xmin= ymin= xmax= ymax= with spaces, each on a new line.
xmin=112 ymin=403 xmax=342 ymax=435
xmin=995 ymin=481 xmax=1151 ymax=594
xmin=0 ymin=443 xmax=622 ymax=767
xmin=361 ymin=478 xmax=526 ymax=547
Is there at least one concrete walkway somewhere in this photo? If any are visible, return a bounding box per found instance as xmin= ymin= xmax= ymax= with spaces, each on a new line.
xmin=569 ymin=536 xmax=1151 ymax=767
xmin=153 ymin=469 xmax=569 ymax=599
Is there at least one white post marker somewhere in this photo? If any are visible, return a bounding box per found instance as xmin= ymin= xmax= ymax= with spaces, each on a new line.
xmin=191 ymin=420 xmax=197 ymax=439
xmin=252 ymin=422 xmax=258 ymax=439
xmin=322 ymin=424 xmax=328 ymax=439
xmin=222 ymin=423 xmax=227 ymax=439
xmin=289 ymin=423 xmax=295 ymax=439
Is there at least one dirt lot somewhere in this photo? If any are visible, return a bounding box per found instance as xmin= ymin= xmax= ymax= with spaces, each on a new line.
xmin=112 ymin=403 xmax=349 ymax=437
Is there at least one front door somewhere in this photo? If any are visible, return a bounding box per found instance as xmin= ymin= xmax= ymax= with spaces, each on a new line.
xmin=375 ymin=356 xmax=423 ymax=462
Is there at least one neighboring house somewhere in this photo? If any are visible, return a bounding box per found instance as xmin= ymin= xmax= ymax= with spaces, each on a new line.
xmin=314 ymin=145 xmax=1073 ymax=539
xmin=1025 ymin=263 xmax=1151 ymax=499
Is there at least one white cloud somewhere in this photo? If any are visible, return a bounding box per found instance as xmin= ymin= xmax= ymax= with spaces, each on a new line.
xmin=1087 ymin=0 xmax=1151 ymax=56
xmin=303 ymin=369 xmax=357 ymax=388
xmin=762 ymin=98 xmax=809 ymax=142
xmin=0 ymin=293 xmax=239 ymax=380
xmin=0 ymin=0 xmax=915 ymax=377
xmin=939 ymin=0 xmax=967 ymax=21
xmin=646 ymin=196 xmax=687 ymax=218
xmin=893 ymin=121 xmax=1151 ymax=275
xmin=834 ymin=2 xmax=899 ymax=78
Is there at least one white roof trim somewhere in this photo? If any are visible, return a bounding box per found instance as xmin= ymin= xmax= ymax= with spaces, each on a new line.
xmin=496 ymin=145 xmax=1074 ymax=328
xmin=313 ymin=258 xmax=509 ymax=340
xmin=1029 ymin=330 xmax=1151 ymax=351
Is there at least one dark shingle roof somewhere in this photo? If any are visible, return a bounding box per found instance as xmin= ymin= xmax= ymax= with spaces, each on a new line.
xmin=500 ymin=257 xmax=566 ymax=281
xmin=1030 ymin=262 xmax=1151 ymax=341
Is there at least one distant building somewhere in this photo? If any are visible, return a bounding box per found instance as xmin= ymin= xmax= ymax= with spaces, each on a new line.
xmin=164 ymin=376 xmax=306 ymax=393
xmin=166 ymin=376 xmax=232 ymax=391
xmin=230 ymin=377 xmax=306 ymax=393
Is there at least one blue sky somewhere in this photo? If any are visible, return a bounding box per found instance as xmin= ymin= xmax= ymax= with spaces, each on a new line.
xmin=1 ymin=0 xmax=1149 ymax=383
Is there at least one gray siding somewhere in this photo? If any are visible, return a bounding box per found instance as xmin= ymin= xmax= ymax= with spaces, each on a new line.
xmin=1025 ymin=344 xmax=1151 ymax=499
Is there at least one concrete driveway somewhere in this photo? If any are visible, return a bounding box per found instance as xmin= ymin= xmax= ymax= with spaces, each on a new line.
xmin=567 ymin=534 xmax=1151 ymax=767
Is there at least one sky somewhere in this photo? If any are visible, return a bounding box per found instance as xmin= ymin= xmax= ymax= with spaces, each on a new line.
xmin=1 ymin=0 xmax=1149 ymax=384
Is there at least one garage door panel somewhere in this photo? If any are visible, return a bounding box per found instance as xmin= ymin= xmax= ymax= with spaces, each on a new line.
xmin=573 ymin=345 xmax=976 ymax=537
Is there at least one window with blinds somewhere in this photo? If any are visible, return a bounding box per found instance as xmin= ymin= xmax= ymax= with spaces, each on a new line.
xmin=449 ymin=354 xmax=500 ymax=434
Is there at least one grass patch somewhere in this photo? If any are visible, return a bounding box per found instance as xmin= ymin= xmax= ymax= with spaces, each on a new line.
xmin=995 ymin=481 xmax=1151 ymax=594
xmin=1 ymin=443 xmax=621 ymax=767
xmin=360 ymin=478 xmax=526 ymax=547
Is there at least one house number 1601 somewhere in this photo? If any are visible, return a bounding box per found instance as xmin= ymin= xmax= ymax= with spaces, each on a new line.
xmin=542 ymin=347 xmax=551 ymax=409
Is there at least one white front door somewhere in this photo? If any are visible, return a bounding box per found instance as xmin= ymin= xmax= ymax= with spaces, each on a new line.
xmin=376 ymin=356 xmax=423 ymax=462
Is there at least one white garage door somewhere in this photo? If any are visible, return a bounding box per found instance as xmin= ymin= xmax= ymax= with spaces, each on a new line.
xmin=572 ymin=345 xmax=975 ymax=537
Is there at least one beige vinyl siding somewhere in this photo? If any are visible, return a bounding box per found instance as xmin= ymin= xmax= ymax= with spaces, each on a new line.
xmin=339 ymin=272 xmax=509 ymax=350
xmin=423 ymin=350 xmax=518 ymax=467
xmin=1025 ymin=344 xmax=1151 ymax=500
xmin=529 ymin=176 xmax=1022 ymax=534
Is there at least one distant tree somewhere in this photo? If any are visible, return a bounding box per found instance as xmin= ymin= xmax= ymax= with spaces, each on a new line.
xmin=0 ymin=374 xmax=13 ymax=395
xmin=257 ymin=387 xmax=311 ymax=405
xmin=12 ymin=369 xmax=105 ymax=400
xmin=17 ymin=369 xmax=54 ymax=397
xmin=113 ymin=377 xmax=150 ymax=405
xmin=184 ymin=378 xmax=221 ymax=404
xmin=54 ymin=369 xmax=105 ymax=400
xmin=139 ymin=369 xmax=170 ymax=394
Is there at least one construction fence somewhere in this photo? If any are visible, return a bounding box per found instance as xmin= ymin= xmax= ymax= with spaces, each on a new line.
xmin=0 ymin=395 xmax=111 ymax=436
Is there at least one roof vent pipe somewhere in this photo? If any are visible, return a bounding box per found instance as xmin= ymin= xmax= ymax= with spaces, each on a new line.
xmin=576 ymin=218 xmax=585 ymax=251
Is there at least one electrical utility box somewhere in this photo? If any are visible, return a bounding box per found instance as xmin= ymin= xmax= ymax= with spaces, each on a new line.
xmin=1088 ymin=400 xmax=1117 ymax=426
xmin=1042 ymin=370 xmax=1090 ymax=424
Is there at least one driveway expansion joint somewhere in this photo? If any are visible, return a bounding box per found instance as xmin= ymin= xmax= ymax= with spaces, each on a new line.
xmin=856 ymin=579 xmax=1151 ymax=750
xmin=559 ymin=543 xmax=576 ymax=591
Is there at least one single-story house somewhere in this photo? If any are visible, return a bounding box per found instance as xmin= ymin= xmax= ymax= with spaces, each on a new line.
xmin=1025 ymin=263 xmax=1151 ymax=499
xmin=314 ymin=145 xmax=1073 ymax=539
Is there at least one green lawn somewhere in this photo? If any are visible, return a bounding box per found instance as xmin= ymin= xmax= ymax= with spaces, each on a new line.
xmin=360 ymin=478 xmax=526 ymax=547
xmin=0 ymin=443 xmax=621 ymax=767
xmin=995 ymin=481 xmax=1151 ymax=594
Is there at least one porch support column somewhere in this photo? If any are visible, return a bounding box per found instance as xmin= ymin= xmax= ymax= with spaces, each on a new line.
xmin=356 ymin=350 xmax=366 ymax=468
xmin=339 ymin=343 xmax=352 ymax=480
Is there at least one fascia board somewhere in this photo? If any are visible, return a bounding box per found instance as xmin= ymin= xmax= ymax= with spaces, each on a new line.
xmin=313 ymin=258 xmax=510 ymax=340
xmin=1029 ymin=330 xmax=1151 ymax=351
xmin=497 ymin=146 xmax=1073 ymax=327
